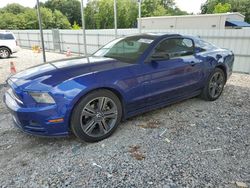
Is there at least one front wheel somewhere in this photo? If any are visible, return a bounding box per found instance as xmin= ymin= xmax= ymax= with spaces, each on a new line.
xmin=201 ymin=68 xmax=226 ymax=101
xmin=0 ymin=47 xmax=11 ymax=58
xmin=71 ymin=90 xmax=122 ymax=142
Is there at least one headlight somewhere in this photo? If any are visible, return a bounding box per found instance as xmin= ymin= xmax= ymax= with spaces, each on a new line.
xmin=29 ymin=92 xmax=55 ymax=104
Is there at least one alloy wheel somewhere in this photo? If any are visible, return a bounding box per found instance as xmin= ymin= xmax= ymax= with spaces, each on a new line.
xmin=209 ymin=72 xmax=225 ymax=99
xmin=0 ymin=48 xmax=9 ymax=58
xmin=80 ymin=97 xmax=118 ymax=137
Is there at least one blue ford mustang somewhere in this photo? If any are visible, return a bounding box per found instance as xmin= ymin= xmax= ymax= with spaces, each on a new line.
xmin=3 ymin=33 xmax=234 ymax=142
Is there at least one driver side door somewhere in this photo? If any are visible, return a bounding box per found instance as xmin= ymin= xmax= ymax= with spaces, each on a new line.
xmin=143 ymin=37 xmax=204 ymax=106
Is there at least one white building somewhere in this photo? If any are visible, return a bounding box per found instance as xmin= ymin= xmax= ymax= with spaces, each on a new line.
xmin=139 ymin=13 xmax=250 ymax=30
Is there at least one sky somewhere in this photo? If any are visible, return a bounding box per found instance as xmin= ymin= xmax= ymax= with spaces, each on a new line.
xmin=0 ymin=0 xmax=206 ymax=14
xmin=175 ymin=0 xmax=207 ymax=14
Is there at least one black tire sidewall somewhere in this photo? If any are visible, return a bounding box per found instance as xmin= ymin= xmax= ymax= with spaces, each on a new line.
xmin=71 ymin=89 xmax=122 ymax=142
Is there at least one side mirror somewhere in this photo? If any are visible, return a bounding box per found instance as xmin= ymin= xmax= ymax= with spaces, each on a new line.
xmin=195 ymin=48 xmax=200 ymax=54
xmin=151 ymin=52 xmax=170 ymax=62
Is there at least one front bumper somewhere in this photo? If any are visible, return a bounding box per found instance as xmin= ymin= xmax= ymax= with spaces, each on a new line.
xmin=11 ymin=46 xmax=20 ymax=53
xmin=3 ymin=91 xmax=69 ymax=137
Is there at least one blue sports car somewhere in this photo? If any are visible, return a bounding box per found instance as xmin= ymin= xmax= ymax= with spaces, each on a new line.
xmin=3 ymin=33 xmax=234 ymax=142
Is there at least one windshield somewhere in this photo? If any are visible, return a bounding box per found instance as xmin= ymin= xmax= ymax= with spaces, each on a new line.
xmin=93 ymin=35 xmax=155 ymax=63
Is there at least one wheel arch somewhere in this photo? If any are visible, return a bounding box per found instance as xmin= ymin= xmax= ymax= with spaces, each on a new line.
xmin=67 ymin=86 xmax=126 ymax=131
xmin=0 ymin=46 xmax=12 ymax=54
xmin=216 ymin=64 xmax=227 ymax=81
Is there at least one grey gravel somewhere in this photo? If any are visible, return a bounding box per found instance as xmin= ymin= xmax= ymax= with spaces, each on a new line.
xmin=0 ymin=70 xmax=249 ymax=187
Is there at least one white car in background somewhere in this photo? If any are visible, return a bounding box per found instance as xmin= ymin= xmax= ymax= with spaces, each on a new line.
xmin=0 ymin=31 xmax=19 ymax=58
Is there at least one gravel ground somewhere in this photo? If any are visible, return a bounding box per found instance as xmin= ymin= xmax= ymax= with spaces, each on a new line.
xmin=0 ymin=49 xmax=76 ymax=84
xmin=0 ymin=72 xmax=249 ymax=187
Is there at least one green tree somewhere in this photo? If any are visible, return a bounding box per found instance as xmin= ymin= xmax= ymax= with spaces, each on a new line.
xmin=72 ymin=21 xmax=81 ymax=30
xmin=21 ymin=9 xmax=39 ymax=29
xmin=201 ymin=0 xmax=250 ymax=22
xmin=0 ymin=12 xmax=20 ymax=29
xmin=1 ymin=3 xmax=27 ymax=14
xmin=85 ymin=0 xmax=187 ymax=29
xmin=160 ymin=0 xmax=175 ymax=9
xmin=141 ymin=0 xmax=187 ymax=17
xmin=201 ymin=0 xmax=221 ymax=14
xmin=85 ymin=0 xmax=138 ymax=29
xmin=53 ymin=10 xmax=71 ymax=29
xmin=213 ymin=3 xmax=231 ymax=13
xmin=142 ymin=0 xmax=167 ymax=17
xmin=40 ymin=7 xmax=54 ymax=29
xmin=44 ymin=0 xmax=81 ymax=26
xmin=0 ymin=5 xmax=71 ymax=29
xmin=117 ymin=0 xmax=138 ymax=28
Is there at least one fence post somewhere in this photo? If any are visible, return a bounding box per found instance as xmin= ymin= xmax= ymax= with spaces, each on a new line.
xmin=47 ymin=32 xmax=50 ymax=51
xmin=27 ymin=32 xmax=31 ymax=49
xmin=17 ymin=32 xmax=21 ymax=47
xmin=77 ymin=33 xmax=80 ymax=55
xmin=61 ymin=32 xmax=64 ymax=53
xmin=97 ymin=33 xmax=100 ymax=48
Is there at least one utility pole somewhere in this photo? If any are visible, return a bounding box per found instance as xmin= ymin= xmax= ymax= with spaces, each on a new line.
xmin=80 ymin=0 xmax=88 ymax=57
xmin=114 ymin=0 xmax=118 ymax=38
xmin=36 ymin=0 xmax=46 ymax=63
xmin=138 ymin=0 xmax=142 ymax=33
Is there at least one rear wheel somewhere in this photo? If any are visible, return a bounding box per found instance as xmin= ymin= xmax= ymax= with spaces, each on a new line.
xmin=71 ymin=90 xmax=122 ymax=142
xmin=201 ymin=68 xmax=226 ymax=101
xmin=0 ymin=47 xmax=10 ymax=58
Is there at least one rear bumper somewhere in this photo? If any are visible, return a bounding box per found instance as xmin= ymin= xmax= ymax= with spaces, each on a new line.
xmin=3 ymin=91 xmax=70 ymax=137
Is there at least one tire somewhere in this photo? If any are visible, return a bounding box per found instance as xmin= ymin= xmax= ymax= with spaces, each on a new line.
xmin=201 ymin=68 xmax=226 ymax=101
xmin=0 ymin=47 xmax=11 ymax=59
xmin=71 ymin=89 xmax=122 ymax=142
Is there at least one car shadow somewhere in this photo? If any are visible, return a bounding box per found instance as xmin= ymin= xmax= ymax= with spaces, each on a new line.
xmin=0 ymin=56 xmax=18 ymax=60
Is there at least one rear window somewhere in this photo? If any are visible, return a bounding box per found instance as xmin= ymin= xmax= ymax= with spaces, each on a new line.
xmin=195 ymin=39 xmax=216 ymax=52
xmin=0 ymin=33 xmax=15 ymax=40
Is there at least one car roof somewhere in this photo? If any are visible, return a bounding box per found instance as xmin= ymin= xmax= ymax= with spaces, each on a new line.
xmin=129 ymin=32 xmax=192 ymax=40
xmin=144 ymin=32 xmax=180 ymax=37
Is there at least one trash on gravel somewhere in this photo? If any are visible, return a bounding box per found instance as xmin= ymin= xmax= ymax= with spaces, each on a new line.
xmin=190 ymin=123 xmax=196 ymax=127
xmin=139 ymin=124 xmax=159 ymax=129
xmin=139 ymin=120 xmax=161 ymax=129
xmin=201 ymin=148 xmax=222 ymax=153
xmin=92 ymin=162 xmax=102 ymax=169
xmin=235 ymin=181 xmax=248 ymax=188
xmin=159 ymin=129 xmax=167 ymax=137
xmin=164 ymin=138 xmax=171 ymax=143
xmin=128 ymin=145 xmax=145 ymax=161
xmin=106 ymin=173 xmax=113 ymax=178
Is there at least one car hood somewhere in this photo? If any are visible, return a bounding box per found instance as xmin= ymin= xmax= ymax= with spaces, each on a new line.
xmin=8 ymin=56 xmax=133 ymax=90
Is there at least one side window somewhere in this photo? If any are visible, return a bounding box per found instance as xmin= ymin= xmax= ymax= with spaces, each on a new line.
xmin=155 ymin=38 xmax=194 ymax=59
xmin=4 ymin=34 xmax=15 ymax=40
xmin=0 ymin=34 xmax=4 ymax=40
